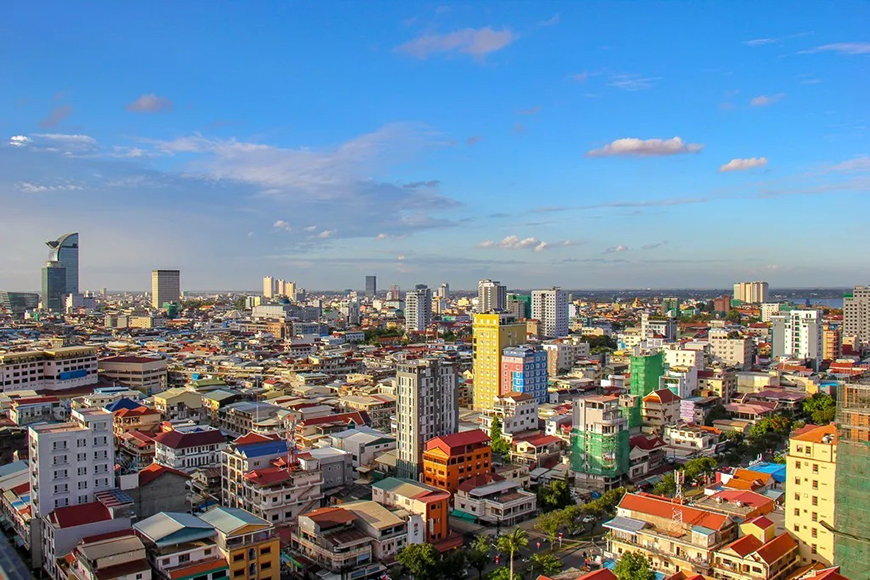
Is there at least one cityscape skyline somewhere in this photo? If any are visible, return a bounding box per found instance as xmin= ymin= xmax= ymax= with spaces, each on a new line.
xmin=2 ymin=2 xmax=868 ymax=291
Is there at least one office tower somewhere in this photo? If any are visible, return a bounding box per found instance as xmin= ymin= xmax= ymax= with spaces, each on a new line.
xmin=477 ymin=279 xmax=506 ymax=313
xmin=151 ymin=270 xmax=180 ymax=309
xmin=501 ymin=345 xmax=549 ymax=403
xmin=472 ymin=313 xmax=525 ymax=410
xmin=41 ymin=260 xmax=67 ymax=312
xmin=834 ymin=380 xmax=870 ymax=578
xmin=29 ymin=408 xmax=116 ymax=517
xmin=405 ymin=284 xmax=432 ymax=332
xmin=571 ymin=395 xmax=629 ymax=491
xmin=0 ymin=291 xmax=39 ymax=318
xmin=263 ymin=276 xmax=275 ymax=298
xmin=771 ymin=310 xmax=823 ymax=370
xmin=625 ymin=352 xmax=665 ymax=427
xmin=531 ymin=287 xmax=568 ymax=338
xmin=785 ymin=424 xmax=836 ymax=567
xmin=46 ymin=232 xmax=79 ymax=296
xmin=844 ymin=285 xmax=870 ymax=343
xmin=396 ymin=359 xmax=458 ymax=479
xmin=733 ymin=281 xmax=769 ymax=304
xmin=365 ymin=275 xmax=377 ymax=298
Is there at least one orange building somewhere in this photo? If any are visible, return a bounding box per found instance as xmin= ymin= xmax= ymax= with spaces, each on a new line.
xmin=422 ymin=429 xmax=492 ymax=494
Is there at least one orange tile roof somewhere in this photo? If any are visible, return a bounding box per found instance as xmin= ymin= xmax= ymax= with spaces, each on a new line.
xmin=723 ymin=534 xmax=764 ymax=557
xmin=755 ymin=532 xmax=797 ymax=565
xmin=620 ymin=493 xmax=730 ymax=531
xmin=304 ymin=506 xmax=357 ymax=528
xmin=791 ymin=423 xmax=837 ymax=444
xmin=168 ymin=557 xmax=229 ymax=580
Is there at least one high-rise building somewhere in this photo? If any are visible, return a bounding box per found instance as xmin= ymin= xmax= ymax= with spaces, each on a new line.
xmin=477 ymin=279 xmax=506 ymax=313
xmin=472 ymin=313 xmax=525 ymax=410
xmin=46 ymin=232 xmax=79 ymax=296
xmin=396 ymin=359 xmax=458 ymax=479
xmin=0 ymin=291 xmax=39 ymax=317
xmin=570 ymin=395 xmax=630 ymax=491
xmin=41 ymin=260 xmax=67 ymax=312
xmin=785 ymin=423 xmax=836 ymax=567
xmin=733 ymin=281 xmax=769 ymax=304
xmin=531 ymin=287 xmax=568 ymax=338
xmin=387 ymin=284 xmax=400 ymax=301
xmin=844 ymin=285 xmax=870 ymax=343
xmin=438 ymin=283 xmax=450 ymax=300
xmin=263 ymin=276 xmax=276 ymax=298
xmin=501 ymin=345 xmax=549 ymax=403
xmin=834 ymin=380 xmax=870 ymax=578
xmin=365 ymin=275 xmax=377 ymax=298
xmin=823 ymin=324 xmax=842 ymax=361
xmin=506 ymin=293 xmax=531 ymax=319
xmin=151 ymin=270 xmax=180 ymax=309
xmin=405 ymin=284 xmax=432 ymax=333
xmin=771 ymin=310 xmax=823 ymax=370
xmin=625 ymin=351 xmax=665 ymax=427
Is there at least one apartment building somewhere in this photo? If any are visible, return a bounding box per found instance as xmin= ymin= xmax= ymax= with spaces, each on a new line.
xmin=221 ymin=433 xmax=322 ymax=526
xmin=453 ymin=474 xmax=536 ymax=526
xmin=395 ymin=358 xmax=458 ymax=479
xmin=134 ymin=511 xmax=229 ymax=580
xmin=478 ymin=393 xmax=539 ymax=438
xmin=61 ymin=530 xmax=151 ymax=580
xmin=151 ymin=269 xmax=181 ymax=309
xmin=472 ymin=313 xmax=525 ymax=410
xmin=734 ymin=281 xmax=769 ymax=304
xmin=843 ymin=285 xmax=870 ymax=343
xmin=714 ymin=527 xmax=799 ymax=580
xmin=501 ymin=345 xmax=549 ymax=403
xmin=570 ymin=395 xmax=630 ymax=491
xmin=605 ymin=493 xmax=738 ymax=576
xmin=542 ymin=338 xmax=591 ymax=376
xmin=199 ymin=506 xmax=280 ymax=580
xmin=642 ymin=389 xmax=681 ymax=429
xmin=112 ymin=405 xmax=161 ymax=437
xmin=405 ymin=285 xmax=432 ymax=333
xmin=478 ymin=279 xmax=507 ymax=313
xmin=1 ymin=346 xmax=98 ymax=392
xmin=372 ymin=477 xmax=451 ymax=544
xmin=532 ymin=287 xmax=568 ymax=339
xmin=698 ymin=369 xmax=738 ymax=404
xmin=708 ymin=329 xmax=756 ymax=370
xmin=771 ymin=310 xmax=823 ymax=370
xmin=786 ymin=424 xmax=837 ymax=567
xmin=422 ymin=429 xmax=492 ymax=495
xmin=153 ymin=427 xmax=227 ymax=473
xmin=98 ymin=355 xmax=168 ymax=394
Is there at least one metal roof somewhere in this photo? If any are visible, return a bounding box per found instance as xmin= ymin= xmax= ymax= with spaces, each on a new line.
xmin=133 ymin=512 xmax=216 ymax=547
xmin=603 ymin=515 xmax=648 ymax=534
xmin=199 ymin=506 xmax=270 ymax=535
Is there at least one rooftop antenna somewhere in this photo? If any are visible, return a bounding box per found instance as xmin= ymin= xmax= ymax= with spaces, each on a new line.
xmin=672 ymin=469 xmax=684 ymax=528
xmin=285 ymin=416 xmax=298 ymax=471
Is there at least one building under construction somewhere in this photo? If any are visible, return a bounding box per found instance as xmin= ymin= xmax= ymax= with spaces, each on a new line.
xmin=624 ymin=351 xmax=665 ymax=428
xmin=570 ymin=395 xmax=629 ymax=491
xmin=833 ymin=380 xmax=870 ymax=579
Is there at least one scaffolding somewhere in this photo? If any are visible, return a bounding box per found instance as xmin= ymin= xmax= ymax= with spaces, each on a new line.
xmin=833 ymin=380 xmax=870 ymax=579
xmin=625 ymin=352 xmax=664 ymax=428
xmin=570 ymin=428 xmax=629 ymax=478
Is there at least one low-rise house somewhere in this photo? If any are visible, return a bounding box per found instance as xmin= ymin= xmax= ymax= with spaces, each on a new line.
xmin=117 ymin=430 xmax=156 ymax=470
xmin=153 ymin=427 xmax=227 ymax=473
xmin=153 ymin=389 xmax=205 ymax=422
xmin=341 ymin=500 xmax=415 ymax=562
xmin=510 ymin=434 xmax=562 ymax=469
xmin=628 ymin=435 xmax=667 ymax=482
xmin=452 ymin=474 xmax=536 ymax=526
xmin=112 ymin=405 xmax=161 ymax=437
xmin=494 ymin=463 xmax=531 ymax=488
xmin=372 ymin=477 xmax=452 ymax=546
xmin=329 ymin=426 xmax=396 ymax=477
xmin=664 ymin=423 xmax=720 ymax=451
xmin=9 ymin=396 xmax=64 ymax=426
xmin=134 ymin=511 xmax=228 ymax=580
xmin=302 ymin=447 xmax=353 ymax=493
xmin=713 ymin=528 xmax=799 ymax=580
xmin=119 ymin=463 xmax=191 ymax=519
xmin=61 ymin=530 xmax=151 ymax=580
xmin=199 ymin=507 xmax=280 ymax=580
xmin=478 ymin=393 xmax=539 ymax=438
xmin=339 ymin=394 xmax=395 ymax=432
xmin=642 ymin=389 xmax=682 ymax=429
xmin=694 ymin=490 xmax=776 ymax=524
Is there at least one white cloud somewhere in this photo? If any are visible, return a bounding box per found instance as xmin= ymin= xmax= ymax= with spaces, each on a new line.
xmin=603 ymin=244 xmax=629 ymax=254
xmin=745 ymin=38 xmax=777 ymax=47
xmin=825 ymin=155 xmax=870 ymax=173
xmin=303 ymin=225 xmax=318 ymax=232
xmin=608 ymin=73 xmax=660 ymax=91
xmin=587 ymin=137 xmax=704 ymax=157
xmin=316 ymin=229 xmax=335 ymax=238
xmin=641 ymin=240 xmax=668 ymax=250
xmin=395 ymin=27 xmax=517 ymax=61
xmin=500 ymin=235 xmax=539 ymax=249
xmin=16 ymin=181 xmax=83 ymax=193
xmin=9 ymin=133 xmax=99 ymax=154
xmin=802 ymin=43 xmax=870 ymax=55
xmin=572 ymin=72 xmax=589 ymax=83
xmin=750 ymin=93 xmax=785 ymax=106
xmin=9 ymin=135 xmax=31 ymax=147
xmin=126 ymin=93 xmax=174 ymax=113
xmin=720 ymin=157 xmax=769 ymax=172
xmin=476 ymin=236 xmax=579 ymax=251
xmin=475 ymin=240 xmax=495 ymax=248
xmin=272 ymin=220 xmax=291 ymax=230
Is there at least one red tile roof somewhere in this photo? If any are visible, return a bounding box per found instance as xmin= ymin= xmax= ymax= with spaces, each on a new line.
xmin=537 ymin=570 xmax=617 ymax=580
xmin=619 ymin=493 xmax=730 ymax=531
xmin=304 ymin=506 xmax=357 ymax=528
xmin=644 ymin=388 xmax=681 ymax=404
xmin=806 ymin=568 xmax=850 ymax=580
xmin=723 ymin=534 xmax=763 ymax=557
xmin=139 ymin=463 xmax=191 ymax=486
xmin=12 ymin=396 xmax=59 ymax=406
xmin=168 ymin=557 xmax=229 ymax=580
xmin=754 ymin=532 xmax=797 ymax=565
xmin=457 ymin=473 xmax=505 ymax=493
xmin=630 ymin=435 xmax=667 ymax=451
xmin=115 ymin=405 xmax=160 ymax=418
xmin=48 ymin=501 xmax=111 ymax=528
xmin=516 ymin=434 xmax=561 ymax=447
xmin=153 ymin=428 xmax=226 ymax=449
xmin=233 ymin=432 xmax=281 ymax=446
xmin=425 ymin=429 xmax=490 ymax=453
xmin=710 ymin=489 xmax=774 ymax=511
xmin=244 ymin=466 xmax=293 ymax=486
xmin=299 ymin=411 xmax=370 ymax=427
xmin=744 ymin=515 xmax=775 ymax=529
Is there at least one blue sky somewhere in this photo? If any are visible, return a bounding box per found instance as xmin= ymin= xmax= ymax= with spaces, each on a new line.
xmin=1 ymin=1 xmax=868 ymax=291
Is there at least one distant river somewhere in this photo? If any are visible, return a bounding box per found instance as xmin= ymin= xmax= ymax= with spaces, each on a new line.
xmin=789 ymin=298 xmax=844 ymax=308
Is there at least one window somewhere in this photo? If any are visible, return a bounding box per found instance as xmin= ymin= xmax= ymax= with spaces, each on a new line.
xmin=812 ymin=528 xmax=818 ymax=538
xmin=813 ymin=464 xmax=819 ymax=474
xmin=794 ymin=525 xmax=800 ymax=532
xmin=812 ymin=513 xmax=818 ymax=522
xmin=794 ymin=509 xmax=800 ymax=516
xmin=812 ymin=496 xmax=818 ymax=506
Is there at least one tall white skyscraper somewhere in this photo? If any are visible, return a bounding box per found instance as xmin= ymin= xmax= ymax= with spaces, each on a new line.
xmin=771 ymin=309 xmax=823 ymax=370
xmin=844 ymin=285 xmax=870 ymax=342
xmin=396 ymin=358 xmax=458 ymax=479
xmin=532 ymin=287 xmax=568 ymax=338
xmin=478 ymin=279 xmax=507 ymax=313
xmin=151 ymin=270 xmax=180 ymax=309
xmin=263 ymin=276 xmax=275 ymax=298
xmin=405 ymin=284 xmax=432 ymax=332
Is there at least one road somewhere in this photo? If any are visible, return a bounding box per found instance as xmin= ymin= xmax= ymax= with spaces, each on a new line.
xmin=0 ymin=530 xmax=33 ymax=580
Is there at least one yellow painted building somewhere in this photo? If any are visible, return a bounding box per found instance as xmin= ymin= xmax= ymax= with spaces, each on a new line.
xmin=200 ymin=506 xmax=280 ymax=580
xmin=472 ymin=313 xmax=525 ymax=410
xmin=785 ymin=423 xmax=837 ymax=566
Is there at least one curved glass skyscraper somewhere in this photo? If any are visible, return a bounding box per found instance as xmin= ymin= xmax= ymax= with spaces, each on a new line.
xmin=46 ymin=232 xmax=79 ymax=295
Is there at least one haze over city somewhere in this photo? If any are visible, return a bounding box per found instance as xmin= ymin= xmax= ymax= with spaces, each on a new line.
xmin=2 ymin=2 xmax=869 ymax=291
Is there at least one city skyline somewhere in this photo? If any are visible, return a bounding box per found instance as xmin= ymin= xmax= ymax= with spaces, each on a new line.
xmin=1 ymin=2 xmax=868 ymax=290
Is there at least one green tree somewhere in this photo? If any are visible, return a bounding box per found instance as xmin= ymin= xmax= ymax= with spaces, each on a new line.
xmin=488 ymin=568 xmax=520 ymax=580
xmin=683 ymin=457 xmax=717 ymax=483
xmin=653 ymin=472 xmax=677 ymax=496
xmin=537 ymin=474 xmax=574 ymax=512
xmin=397 ymin=543 xmax=440 ymax=580
xmin=496 ymin=528 xmax=529 ymax=580
xmin=467 ymin=535 xmax=492 ymax=580
xmin=490 ymin=418 xmax=512 ymax=457
xmin=530 ymin=553 xmax=562 ymax=578
xmin=803 ymin=393 xmax=836 ymax=425
xmin=705 ymin=404 xmax=730 ymax=426
xmin=562 ymin=504 xmax=585 ymax=535
xmin=726 ymin=310 xmax=741 ymax=323
xmin=614 ymin=551 xmax=656 ymax=580
xmin=534 ymin=509 xmax=566 ymax=545
xmin=438 ymin=549 xmax=468 ymax=580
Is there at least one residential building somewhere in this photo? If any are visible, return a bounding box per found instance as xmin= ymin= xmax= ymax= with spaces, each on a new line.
xmin=199 ymin=506 xmax=280 ymax=580
xmin=472 ymin=313 xmax=525 ymax=410
xmin=709 ymin=329 xmax=756 ymax=370
xmin=713 ymin=528 xmax=799 ymax=580
xmin=843 ymin=285 xmax=870 ymax=343
xmin=292 ymin=507 xmax=386 ymax=580
xmin=642 ymin=389 xmax=681 ymax=429
xmin=46 ymin=232 xmax=79 ymax=296
xmin=771 ymin=310 xmax=823 ymax=370
xmin=341 ymin=500 xmax=414 ymax=561
xmin=761 ymin=303 xmax=782 ymax=323
xmin=664 ymin=423 xmax=720 ymax=451
xmin=571 ymin=395 xmax=630 ymax=491
xmin=340 ymin=394 xmax=395 ymax=432
xmin=822 ymin=325 xmax=842 ymax=361
xmin=422 ymin=429 xmax=492 ymax=495
xmin=372 ymin=477 xmax=451 ymax=544
xmin=453 ymin=474 xmax=536 ymax=526
xmin=660 ymin=366 xmax=698 ymax=400
xmin=330 ymin=426 xmax=396 ymax=477
xmin=151 ymin=270 xmax=181 ymax=309
xmin=153 ymin=427 xmax=227 ymax=473
xmin=405 ymin=285 xmax=432 ymax=333
xmin=532 ymin=287 xmax=568 ymax=339
xmin=365 ymin=275 xmax=377 ymax=298
xmin=786 ymin=424 xmax=837 ymax=567
xmin=303 ymin=447 xmax=353 ymax=493
xmin=510 ymin=433 xmax=562 ymax=468
xmin=478 ymin=279 xmax=507 ymax=313
xmin=501 ymin=345 xmax=548 ymax=403
xmin=396 ymin=358 xmax=458 ymax=479
xmin=112 ymin=405 xmax=161 ymax=437
xmin=62 ymin=530 xmax=151 ymax=580
xmin=1 ymin=346 xmax=99 ymax=392
xmin=98 ymin=356 xmax=168 ymax=394
xmin=8 ymin=396 xmax=64 ymax=426
xmin=698 ymin=369 xmax=738 ymax=404
xmin=263 ymin=275 xmax=276 ymax=298
xmin=605 ymin=493 xmax=738 ymax=576
xmin=221 ymin=433 xmax=322 ymax=526
xmin=134 ymin=511 xmax=229 ymax=580
xmin=152 ymin=388 xmax=205 ymax=422
xmin=121 ymin=463 xmax=191 ymax=519
xmin=478 ymin=393 xmax=539 ymax=437
xmin=641 ymin=313 xmax=678 ymax=342
xmin=506 ymin=293 xmax=530 ymax=319
xmin=733 ymin=281 xmax=769 ymax=304
xmin=542 ymin=339 xmax=591 ymax=376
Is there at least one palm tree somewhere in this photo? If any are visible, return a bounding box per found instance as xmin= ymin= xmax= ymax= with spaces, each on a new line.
xmin=496 ymin=528 xmax=529 ymax=580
